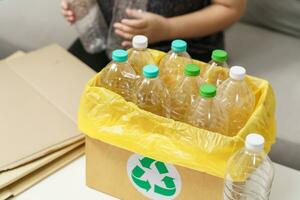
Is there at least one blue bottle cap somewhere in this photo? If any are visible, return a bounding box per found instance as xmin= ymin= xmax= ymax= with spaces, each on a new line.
xmin=112 ymin=49 xmax=128 ymax=62
xmin=171 ymin=39 xmax=187 ymax=52
xmin=143 ymin=64 xmax=159 ymax=78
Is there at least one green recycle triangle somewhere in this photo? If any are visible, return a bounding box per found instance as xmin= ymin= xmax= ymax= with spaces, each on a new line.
xmin=131 ymin=157 xmax=177 ymax=197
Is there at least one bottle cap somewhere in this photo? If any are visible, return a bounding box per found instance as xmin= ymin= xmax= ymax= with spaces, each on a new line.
xmin=143 ymin=64 xmax=159 ymax=78
xmin=184 ymin=64 xmax=201 ymax=76
xmin=200 ymin=84 xmax=216 ymax=98
xmin=112 ymin=49 xmax=128 ymax=62
xmin=132 ymin=35 xmax=148 ymax=49
xmin=171 ymin=39 xmax=187 ymax=52
xmin=230 ymin=66 xmax=246 ymax=80
xmin=211 ymin=49 xmax=228 ymax=62
xmin=245 ymin=133 xmax=265 ymax=152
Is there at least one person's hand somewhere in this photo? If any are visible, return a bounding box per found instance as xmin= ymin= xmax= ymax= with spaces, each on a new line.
xmin=113 ymin=9 xmax=170 ymax=47
xmin=61 ymin=0 xmax=76 ymax=24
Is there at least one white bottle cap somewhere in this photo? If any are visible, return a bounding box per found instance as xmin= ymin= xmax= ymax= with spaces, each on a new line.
xmin=132 ymin=35 xmax=148 ymax=49
xmin=245 ymin=133 xmax=265 ymax=152
xmin=230 ymin=66 xmax=246 ymax=80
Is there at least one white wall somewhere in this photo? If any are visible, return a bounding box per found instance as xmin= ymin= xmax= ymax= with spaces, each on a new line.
xmin=0 ymin=0 xmax=77 ymax=58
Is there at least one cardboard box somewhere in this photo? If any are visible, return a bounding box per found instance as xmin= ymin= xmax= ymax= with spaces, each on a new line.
xmin=79 ymin=50 xmax=275 ymax=200
xmin=86 ymin=136 xmax=224 ymax=200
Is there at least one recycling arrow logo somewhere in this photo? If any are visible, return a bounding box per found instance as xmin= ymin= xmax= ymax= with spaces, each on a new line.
xmin=127 ymin=154 xmax=181 ymax=200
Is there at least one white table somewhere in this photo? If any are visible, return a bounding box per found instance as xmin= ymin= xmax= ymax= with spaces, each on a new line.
xmin=13 ymin=156 xmax=300 ymax=200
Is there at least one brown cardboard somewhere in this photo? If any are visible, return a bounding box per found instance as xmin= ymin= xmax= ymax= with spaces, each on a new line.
xmin=0 ymin=145 xmax=84 ymax=200
xmin=0 ymin=139 xmax=84 ymax=189
xmin=0 ymin=45 xmax=95 ymax=171
xmin=86 ymin=136 xmax=224 ymax=200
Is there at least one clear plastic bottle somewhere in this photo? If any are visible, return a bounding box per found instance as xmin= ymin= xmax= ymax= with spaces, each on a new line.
xmin=186 ymin=84 xmax=228 ymax=135
xmin=217 ymin=66 xmax=255 ymax=136
xmin=106 ymin=0 xmax=148 ymax=57
xmin=134 ymin=64 xmax=170 ymax=118
xmin=159 ymin=39 xmax=193 ymax=91
xmin=224 ymin=133 xmax=274 ymax=200
xmin=68 ymin=0 xmax=107 ymax=54
xmin=203 ymin=49 xmax=229 ymax=87
xmin=128 ymin=35 xmax=155 ymax=75
xmin=98 ymin=49 xmax=136 ymax=101
xmin=170 ymin=64 xmax=203 ymax=122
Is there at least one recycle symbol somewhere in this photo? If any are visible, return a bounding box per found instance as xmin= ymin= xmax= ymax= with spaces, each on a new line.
xmin=130 ymin=156 xmax=177 ymax=197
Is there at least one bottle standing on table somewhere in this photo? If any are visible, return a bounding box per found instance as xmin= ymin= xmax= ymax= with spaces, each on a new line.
xmin=217 ymin=66 xmax=255 ymax=136
xmin=67 ymin=0 xmax=107 ymax=53
xmin=128 ymin=35 xmax=155 ymax=76
xmin=170 ymin=64 xmax=203 ymax=122
xmin=224 ymin=133 xmax=274 ymax=200
xmin=186 ymin=84 xmax=228 ymax=135
xmin=203 ymin=49 xmax=229 ymax=87
xmin=134 ymin=64 xmax=170 ymax=118
xmin=159 ymin=39 xmax=193 ymax=91
xmin=98 ymin=49 xmax=136 ymax=101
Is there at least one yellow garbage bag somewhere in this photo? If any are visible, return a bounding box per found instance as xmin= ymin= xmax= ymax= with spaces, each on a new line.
xmin=78 ymin=50 xmax=276 ymax=178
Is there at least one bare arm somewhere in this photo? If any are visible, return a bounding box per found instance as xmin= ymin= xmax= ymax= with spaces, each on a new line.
xmin=165 ymin=0 xmax=246 ymax=39
xmin=114 ymin=0 xmax=246 ymax=46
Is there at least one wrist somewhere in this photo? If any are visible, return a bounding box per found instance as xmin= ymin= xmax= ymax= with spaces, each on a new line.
xmin=161 ymin=17 xmax=175 ymax=41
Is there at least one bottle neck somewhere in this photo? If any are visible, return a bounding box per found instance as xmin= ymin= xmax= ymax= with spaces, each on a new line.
xmin=143 ymin=77 xmax=158 ymax=82
xmin=200 ymin=96 xmax=214 ymax=102
xmin=245 ymin=148 xmax=263 ymax=155
xmin=113 ymin=60 xmax=126 ymax=64
xmin=230 ymin=77 xmax=244 ymax=83
xmin=211 ymin=60 xmax=227 ymax=67
xmin=134 ymin=47 xmax=147 ymax=51
xmin=171 ymin=50 xmax=187 ymax=56
xmin=184 ymin=75 xmax=198 ymax=79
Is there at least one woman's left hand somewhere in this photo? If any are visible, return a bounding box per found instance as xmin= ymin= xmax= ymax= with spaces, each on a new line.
xmin=113 ymin=9 xmax=170 ymax=47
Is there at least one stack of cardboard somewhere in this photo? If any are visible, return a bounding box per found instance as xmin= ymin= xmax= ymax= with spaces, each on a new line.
xmin=0 ymin=45 xmax=95 ymax=199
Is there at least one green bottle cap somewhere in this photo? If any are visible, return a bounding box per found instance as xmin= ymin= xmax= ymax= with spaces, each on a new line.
xmin=171 ymin=39 xmax=187 ymax=52
xmin=112 ymin=49 xmax=128 ymax=62
xmin=184 ymin=64 xmax=201 ymax=76
xmin=211 ymin=49 xmax=228 ymax=63
xmin=143 ymin=64 xmax=159 ymax=78
xmin=200 ymin=84 xmax=217 ymax=98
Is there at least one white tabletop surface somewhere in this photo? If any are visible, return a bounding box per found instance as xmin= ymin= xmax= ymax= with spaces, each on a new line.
xmin=13 ymin=156 xmax=300 ymax=200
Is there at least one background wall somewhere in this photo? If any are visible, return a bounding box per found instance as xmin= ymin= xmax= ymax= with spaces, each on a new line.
xmin=0 ymin=0 xmax=77 ymax=59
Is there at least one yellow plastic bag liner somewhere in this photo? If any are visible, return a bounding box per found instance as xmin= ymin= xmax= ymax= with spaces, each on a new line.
xmin=78 ymin=50 xmax=276 ymax=178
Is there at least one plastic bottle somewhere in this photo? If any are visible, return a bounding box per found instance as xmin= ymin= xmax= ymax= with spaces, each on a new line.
xmin=159 ymin=39 xmax=193 ymax=91
xmin=170 ymin=64 xmax=203 ymax=122
xmin=128 ymin=35 xmax=155 ymax=75
xmin=186 ymin=84 xmax=228 ymax=135
xmin=106 ymin=0 xmax=148 ymax=57
xmin=224 ymin=133 xmax=274 ymax=200
xmin=99 ymin=49 xmax=136 ymax=101
xmin=68 ymin=0 xmax=107 ymax=53
xmin=217 ymin=66 xmax=255 ymax=136
xmin=134 ymin=64 xmax=170 ymax=118
xmin=203 ymin=49 xmax=229 ymax=87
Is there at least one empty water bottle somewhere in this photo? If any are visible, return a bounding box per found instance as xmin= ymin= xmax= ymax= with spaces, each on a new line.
xmin=170 ymin=64 xmax=203 ymax=122
xmin=107 ymin=0 xmax=148 ymax=57
xmin=128 ymin=35 xmax=155 ymax=75
xmin=134 ymin=64 xmax=170 ymax=118
xmin=224 ymin=133 xmax=274 ymax=200
xmin=217 ymin=66 xmax=255 ymax=136
xmin=68 ymin=0 xmax=108 ymax=53
xmin=98 ymin=49 xmax=136 ymax=101
xmin=186 ymin=84 xmax=229 ymax=135
xmin=203 ymin=49 xmax=229 ymax=86
xmin=159 ymin=39 xmax=193 ymax=91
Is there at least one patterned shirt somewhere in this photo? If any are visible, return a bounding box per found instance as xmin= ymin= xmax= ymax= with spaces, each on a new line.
xmin=97 ymin=0 xmax=224 ymax=61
